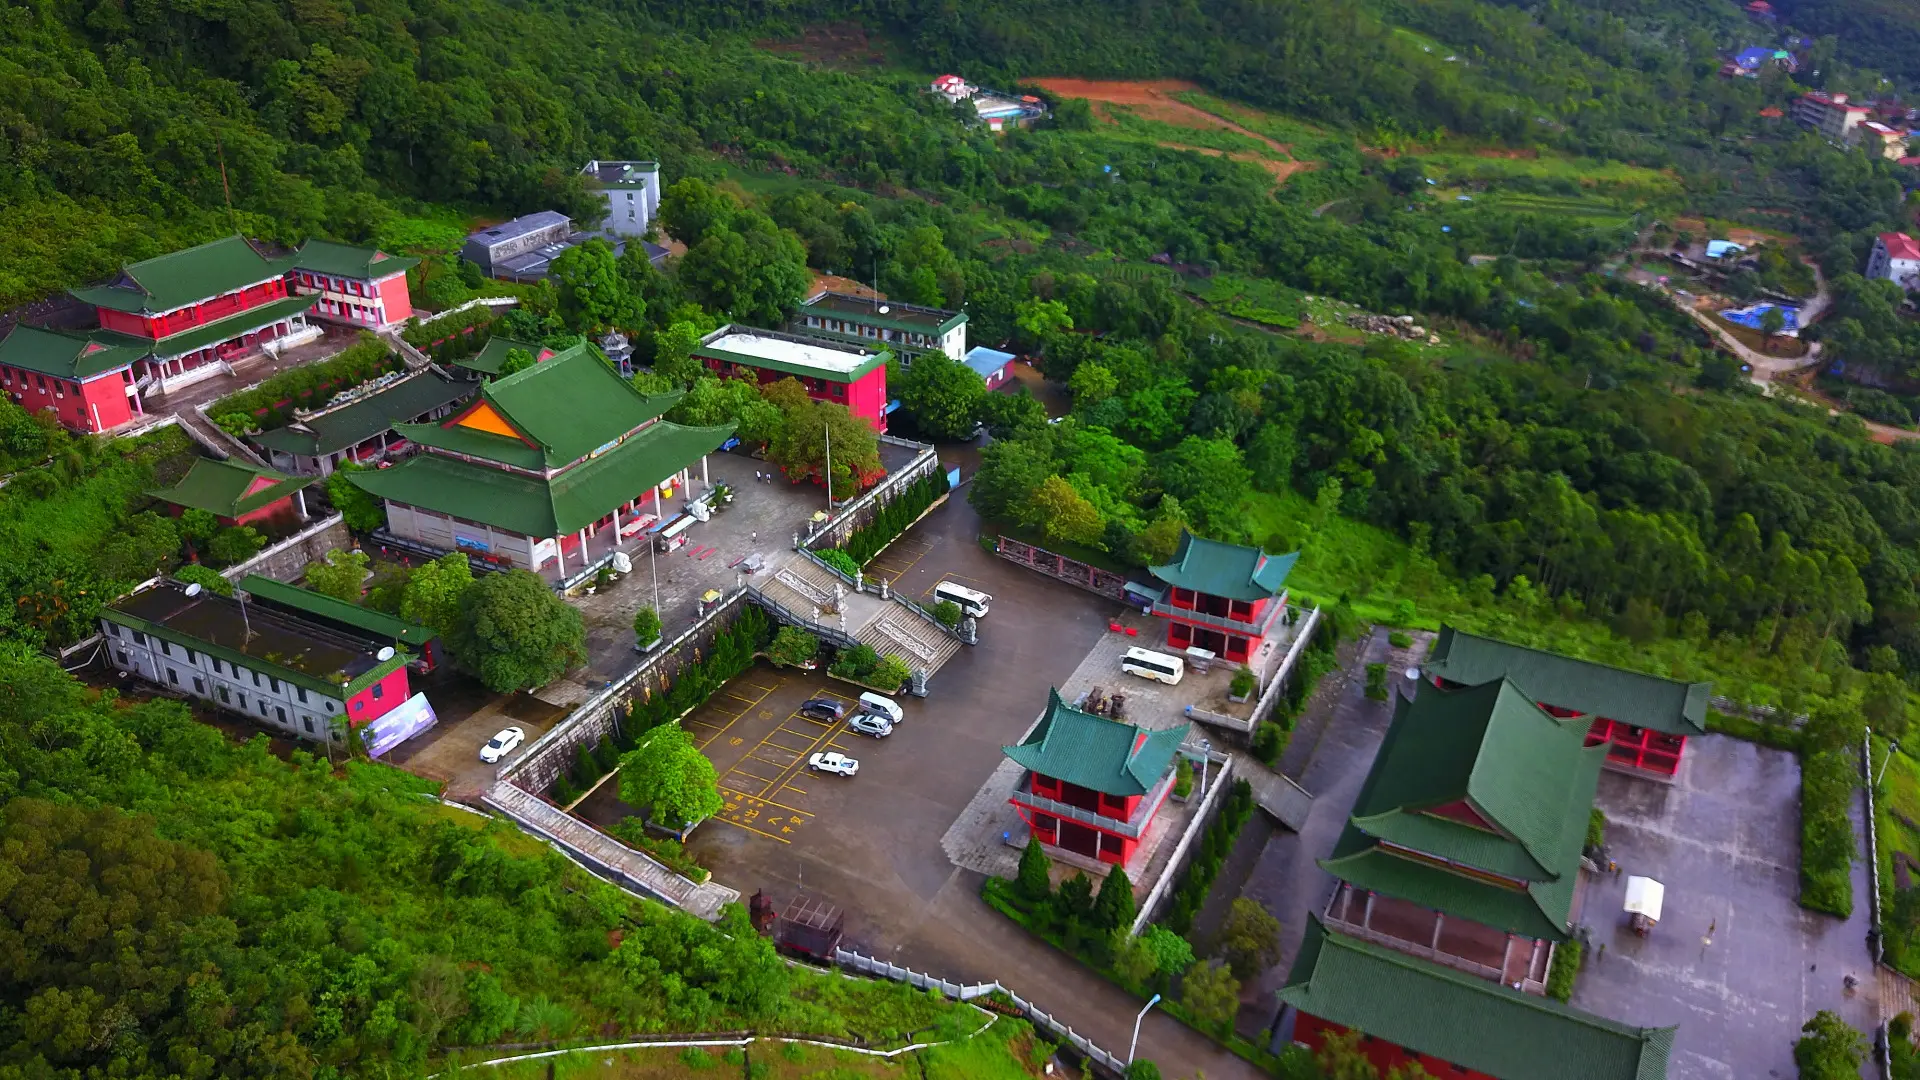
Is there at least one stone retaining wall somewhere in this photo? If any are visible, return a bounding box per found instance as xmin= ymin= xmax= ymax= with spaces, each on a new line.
xmin=220 ymin=513 xmax=351 ymax=584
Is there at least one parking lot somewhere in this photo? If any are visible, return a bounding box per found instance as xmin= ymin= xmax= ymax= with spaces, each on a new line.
xmin=382 ymin=671 xmax=569 ymax=800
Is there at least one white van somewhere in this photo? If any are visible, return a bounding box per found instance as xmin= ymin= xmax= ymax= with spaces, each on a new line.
xmin=932 ymin=581 xmax=992 ymax=619
xmin=858 ymin=692 xmax=904 ymax=725
xmin=1121 ymin=646 xmax=1186 ymax=686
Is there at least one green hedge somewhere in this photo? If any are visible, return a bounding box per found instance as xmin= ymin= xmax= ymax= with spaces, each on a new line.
xmin=1800 ymin=746 xmax=1856 ymax=917
xmin=1164 ymin=779 xmax=1255 ymax=935
xmin=836 ymin=469 xmax=950 ymax=567
xmin=1707 ymin=708 xmax=1803 ymax=752
xmin=547 ymin=605 xmax=773 ymax=810
xmin=1545 ymin=939 xmax=1583 ymax=1002
xmin=210 ymin=336 xmax=398 ymax=430
xmin=402 ymin=303 xmax=500 ymax=349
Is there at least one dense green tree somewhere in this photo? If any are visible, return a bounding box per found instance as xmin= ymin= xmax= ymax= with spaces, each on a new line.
xmin=658 ymin=178 xmax=740 ymax=248
xmin=768 ymin=626 xmax=820 ymax=667
xmin=1795 ymin=1010 xmax=1867 ymax=1080
xmin=446 ymin=570 xmax=586 ymax=692
xmin=206 ymin=526 xmax=266 ymax=568
xmin=303 ymin=548 xmax=370 ymax=602
xmin=327 ymin=463 xmax=388 ymax=533
xmin=551 ymin=239 xmax=646 ymax=334
xmin=633 ymin=606 xmax=663 ymax=648
xmin=1017 ymin=839 xmax=1053 ymax=902
xmin=1022 ymin=475 xmax=1105 ymax=547
xmin=1217 ymin=897 xmax=1283 ymax=978
xmin=398 ymin=552 xmax=474 ymax=640
xmin=618 ymin=723 xmax=724 ymax=830
xmin=677 ymin=213 xmax=811 ymax=325
xmin=894 ymin=352 xmax=985 ymax=441
xmin=1091 ymin=867 xmax=1135 ymax=932
xmin=1177 ymin=959 xmax=1240 ymax=1038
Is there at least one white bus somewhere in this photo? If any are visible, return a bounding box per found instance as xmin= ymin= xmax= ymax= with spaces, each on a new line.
xmin=655 ymin=516 xmax=695 ymax=552
xmin=932 ymin=581 xmax=992 ymax=618
xmin=1121 ymin=646 xmax=1185 ymax=685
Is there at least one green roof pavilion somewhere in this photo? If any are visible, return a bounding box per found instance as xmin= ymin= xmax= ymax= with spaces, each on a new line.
xmin=0 ymin=325 xmax=151 ymax=381
xmin=1278 ymin=916 xmax=1674 ymax=1080
xmin=1004 ymin=688 xmax=1189 ymax=869
xmin=148 ymin=457 xmax=316 ymax=525
xmin=1320 ymin=677 xmax=1603 ymax=980
xmin=1143 ymin=529 xmax=1299 ymax=667
xmin=1149 ymin=530 xmax=1299 ymax=602
xmin=251 ymin=369 xmax=472 ymax=470
xmin=348 ymin=344 xmax=732 ymax=577
xmin=1425 ymin=626 xmax=1711 ymax=779
xmin=72 ymin=235 xmax=291 ymax=316
xmin=290 ymin=239 xmax=420 ymax=281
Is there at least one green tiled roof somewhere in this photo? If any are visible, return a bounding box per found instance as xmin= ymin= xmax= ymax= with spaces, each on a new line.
xmin=1322 ymin=680 xmax=1605 ymax=940
xmin=250 ymin=370 xmax=472 ymax=457
xmin=147 ymin=457 xmax=315 ymax=518
xmin=348 ymin=418 xmax=734 ymax=537
xmin=239 ymin=575 xmax=434 ymax=647
xmin=1149 ymin=529 xmax=1298 ymax=602
xmin=1425 ymin=626 xmax=1711 ymax=736
xmin=93 ymin=294 xmax=320 ymax=359
xmin=421 ymin=346 xmax=680 ymax=470
xmin=1279 ymin=917 xmax=1674 ymax=1080
xmin=291 ymin=239 xmax=420 ymax=280
xmin=1003 ymin=688 xmax=1189 ymax=796
xmin=457 ymin=336 xmax=555 ymax=377
xmin=71 ymin=236 xmax=291 ymax=315
xmin=0 ymin=325 xmax=146 ymax=380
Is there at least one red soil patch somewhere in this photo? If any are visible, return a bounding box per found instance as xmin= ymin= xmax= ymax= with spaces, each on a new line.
xmin=810 ymin=273 xmax=881 ymax=299
xmin=1029 ymin=77 xmax=1309 ymax=183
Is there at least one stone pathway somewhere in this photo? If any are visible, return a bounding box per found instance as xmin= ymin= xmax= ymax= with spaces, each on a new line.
xmin=483 ymin=782 xmax=739 ymax=920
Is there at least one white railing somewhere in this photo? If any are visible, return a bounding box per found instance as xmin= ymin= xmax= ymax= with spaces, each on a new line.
xmin=218 ymin=513 xmax=347 ymax=582
xmin=832 ymin=949 xmax=1128 ymax=1075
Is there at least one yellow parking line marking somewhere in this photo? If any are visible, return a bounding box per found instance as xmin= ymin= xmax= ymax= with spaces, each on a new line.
xmin=784 ymin=785 xmax=807 ymax=795
xmin=721 ymin=792 xmax=814 ymax=818
xmin=712 ymin=818 xmax=793 ymax=843
xmin=693 ymin=677 xmax=783 ymax=749
xmin=723 ymin=691 xmax=761 ymax=704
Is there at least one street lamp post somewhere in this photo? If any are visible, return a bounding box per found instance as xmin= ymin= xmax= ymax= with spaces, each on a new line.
xmin=1129 ymin=993 xmax=1162 ymax=1064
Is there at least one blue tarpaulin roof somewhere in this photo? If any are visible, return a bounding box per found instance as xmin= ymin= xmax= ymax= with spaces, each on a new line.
xmin=964 ymin=346 xmax=1016 ymax=379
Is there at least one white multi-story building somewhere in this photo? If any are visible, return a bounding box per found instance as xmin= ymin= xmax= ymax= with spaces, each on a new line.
xmin=1793 ymin=91 xmax=1872 ymax=141
xmin=101 ymin=582 xmax=415 ymax=745
xmin=1868 ymin=232 xmax=1920 ymax=292
xmin=581 ymin=160 xmax=662 ymax=240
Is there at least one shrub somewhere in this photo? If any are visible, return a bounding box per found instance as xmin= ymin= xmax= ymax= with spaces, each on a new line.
xmin=932 ymin=599 xmax=963 ymax=627
xmin=1173 ymin=756 xmax=1194 ymax=798
xmin=1124 ymin=1063 xmax=1163 ymax=1080
xmin=1251 ymin=721 xmax=1289 ymax=765
xmin=173 ymin=564 xmax=234 ymax=596
xmin=1364 ymin=662 xmax=1388 ymax=700
xmin=767 ymin=625 xmax=821 ymax=668
xmin=1218 ymin=898 xmax=1282 ymax=979
xmin=1164 ymin=780 xmax=1254 ymax=935
xmin=551 ymin=776 xmax=578 ymax=806
xmin=632 ymin=606 xmax=662 ymax=647
xmin=1017 ymin=840 xmax=1053 ymax=902
xmin=816 ymin=548 xmax=859 ymax=578
xmin=1388 ymin=629 xmax=1412 ymax=648
xmin=679 ymin=1047 xmax=715 ymax=1069
xmin=1230 ymin=666 xmax=1256 ymax=699
xmin=840 ymin=470 xmax=950 ymax=566
xmin=1586 ymin=808 xmax=1607 ymax=850
xmin=1795 ymin=1010 xmax=1866 ymax=1080
xmin=1545 ymin=939 xmax=1583 ymax=1002
xmin=871 ymin=654 xmax=912 ymax=691
xmin=1178 ymin=959 xmax=1240 ymax=1039
xmin=208 ymin=336 xmax=398 ymax=429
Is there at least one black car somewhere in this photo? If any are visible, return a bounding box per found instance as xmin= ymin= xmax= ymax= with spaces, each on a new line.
xmin=799 ymin=698 xmax=847 ymax=722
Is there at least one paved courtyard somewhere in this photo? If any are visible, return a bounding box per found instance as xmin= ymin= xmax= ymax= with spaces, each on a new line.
xmin=1571 ymin=736 xmax=1878 ymax=1080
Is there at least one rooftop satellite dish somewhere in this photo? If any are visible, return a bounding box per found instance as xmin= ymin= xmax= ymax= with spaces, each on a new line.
xmin=1405 ymin=666 xmax=1421 ymax=680
xmin=184 ymin=582 xmax=203 ymax=597
xmin=877 ymin=304 xmax=890 ymax=314
xmin=377 ymin=646 xmax=396 ymax=662
xmin=612 ymin=552 xmax=633 ymax=574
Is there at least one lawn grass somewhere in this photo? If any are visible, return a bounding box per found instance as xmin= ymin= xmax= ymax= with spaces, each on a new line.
xmin=1419 ymin=150 xmax=1680 ymax=196
xmin=1193 ymin=273 xmax=1306 ymax=328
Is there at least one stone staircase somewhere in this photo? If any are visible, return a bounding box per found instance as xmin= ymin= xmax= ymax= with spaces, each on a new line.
xmin=858 ymin=604 xmax=963 ymax=677
xmin=483 ymin=783 xmax=738 ymax=920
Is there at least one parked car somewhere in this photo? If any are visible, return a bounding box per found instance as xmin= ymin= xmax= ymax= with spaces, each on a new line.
xmin=480 ymin=726 xmax=525 ymax=763
xmin=846 ymin=713 xmax=894 ymax=738
xmin=808 ymin=751 xmax=860 ymax=777
xmin=857 ymin=692 xmax=904 ymax=725
xmin=799 ymin=698 xmax=847 ymax=722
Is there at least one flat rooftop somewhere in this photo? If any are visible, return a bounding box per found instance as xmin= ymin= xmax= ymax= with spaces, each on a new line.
xmin=801 ymin=291 xmax=963 ymax=332
xmin=583 ymin=160 xmax=659 ymax=187
xmin=109 ymin=585 xmax=393 ymax=689
xmin=467 ymin=211 xmax=570 ymax=247
xmin=697 ymin=327 xmax=888 ymax=382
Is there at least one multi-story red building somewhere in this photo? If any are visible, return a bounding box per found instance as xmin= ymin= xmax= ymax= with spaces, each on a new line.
xmin=0 ymin=235 xmax=419 ymax=434
xmin=1423 ymin=626 xmax=1710 ymax=780
xmin=286 ymin=239 xmax=418 ymax=328
xmin=0 ymin=325 xmax=149 ymax=433
xmin=1147 ymin=530 xmax=1298 ymax=665
xmin=692 ymin=325 xmax=892 ymax=431
xmin=1003 ymin=688 xmax=1189 ymax=869
xmin=72 ymin=235 xmax=321 ymax=391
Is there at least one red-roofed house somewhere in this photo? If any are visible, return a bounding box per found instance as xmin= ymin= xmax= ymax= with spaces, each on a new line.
xmin=1758 ymin=106 xmax=1785 ymax=119
xmin=1794 ymin=91 xmax=1873 ymax=140
xmin=1869 ymin=233 xmax=1920 ymax=292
